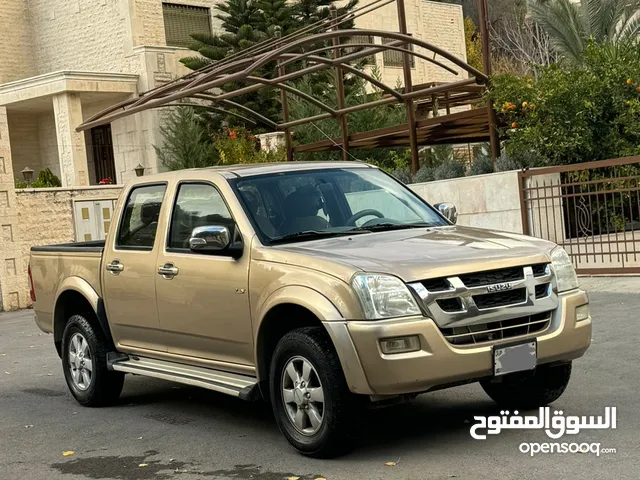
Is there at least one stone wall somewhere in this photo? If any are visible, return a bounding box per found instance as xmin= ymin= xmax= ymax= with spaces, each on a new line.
xmin=410 ymin=170 xmax=525 ymax=233
xmin=0 ymin=0 xmax=36 ymax=84
xmin=0 ymin=186 xmax=121 ymax=311
xmin=352 ymin=0 xmax=468 ymax=87
xmin=29 ymin=0 xmax=132 ymax=76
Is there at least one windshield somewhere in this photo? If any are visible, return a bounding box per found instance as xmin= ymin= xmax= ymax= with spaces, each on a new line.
xmin=230 ymin=167 xmax=448 ymax=244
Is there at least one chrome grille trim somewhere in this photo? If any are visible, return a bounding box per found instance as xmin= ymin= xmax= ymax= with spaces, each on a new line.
xmin=408 ymin=265 xmax=557 ymax=330
xmin=441 ymin=312 xmax=552 ymax=345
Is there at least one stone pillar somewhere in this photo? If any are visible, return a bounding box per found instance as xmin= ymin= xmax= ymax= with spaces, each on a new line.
xmin=53 ymin=93 xmax=89 ymax=187
xmin=0 ymin=106 xmax=26 ymax=311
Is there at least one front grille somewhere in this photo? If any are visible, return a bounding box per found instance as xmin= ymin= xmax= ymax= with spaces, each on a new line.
xmin=421 ymin=278 xmax=451 ymax=292
xmin=473 ymin=288 xmax=527 ymax=309
xmin=409 ymin=263 xmax=558 ymax=347
xmin=532 ymin=263 xmax=550 ymax=277
xmin=441 ymin=311 xmax=552 ymax=345
xmin=459 ymin=266 xmax=524 ymax=287
xmin=535 ymin=283 xmax=550 ymax=298
xmin=437 ymin=297 xmax=463 ymax=312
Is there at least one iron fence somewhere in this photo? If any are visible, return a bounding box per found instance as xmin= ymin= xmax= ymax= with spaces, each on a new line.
xmin=518 ymin=156 xmax=640 ymax=274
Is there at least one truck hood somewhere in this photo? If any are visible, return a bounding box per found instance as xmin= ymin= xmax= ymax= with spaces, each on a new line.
xmin=266 ymin=226 xmax=555 ymax=283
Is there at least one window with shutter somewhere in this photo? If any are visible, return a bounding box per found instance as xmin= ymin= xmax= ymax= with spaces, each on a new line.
xmin=382 ymin=37 xmax=415 ymax=68
xmin=162 ymin=3 xmax=212 ymax=48
xmin=343 ymin=35 xmax=376 ymax=65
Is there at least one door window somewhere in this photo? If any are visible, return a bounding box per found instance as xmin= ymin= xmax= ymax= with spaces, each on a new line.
xmin=116 ymin=184 xmax=166 ymax=249
xmin=168 ymin=183 xmax=234 ymax=250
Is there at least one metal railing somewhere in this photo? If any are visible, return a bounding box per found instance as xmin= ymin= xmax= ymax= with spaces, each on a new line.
xmin=518 ymin=156 xmax=640 ymax=274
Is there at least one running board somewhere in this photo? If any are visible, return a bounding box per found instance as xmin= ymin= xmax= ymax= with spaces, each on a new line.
xmin=108 ymin=354 xmax=260 ymax=400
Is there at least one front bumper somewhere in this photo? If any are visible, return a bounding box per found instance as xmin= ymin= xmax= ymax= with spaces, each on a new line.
xmin=325 ymin=289 xmax=591 ymax=396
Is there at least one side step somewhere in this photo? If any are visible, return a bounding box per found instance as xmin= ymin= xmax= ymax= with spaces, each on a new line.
xmin=107 ymin=354 xmax=260 ymax=400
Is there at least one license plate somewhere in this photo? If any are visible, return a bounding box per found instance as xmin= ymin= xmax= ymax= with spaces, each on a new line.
xmin=493 ymin=341 xmax=536 ymax=376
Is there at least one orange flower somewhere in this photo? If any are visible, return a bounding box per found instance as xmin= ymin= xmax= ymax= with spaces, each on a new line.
xmin=625 ymin=101 xmax=631 ymax=106
xmin=522 ymin=101 xmax=528 ymax=109
xmin=636 ymin=87 xmax=640 ymax=92
xmin=511 ymin=122 xmax=518 ymax=128
xmin=626 ymin=78 xmax=633 ymax=85
xmin=229 ymin=130 xmax=237 ymax=139
xmin=529 ymin=104 xmax=536 ymax=110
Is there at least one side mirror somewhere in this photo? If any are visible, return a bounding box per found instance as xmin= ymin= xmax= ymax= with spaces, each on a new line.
xmin=189 ymin=225 xmax=242 ymax=258
xmin=434 ymin=203 xmax=458 ymax=224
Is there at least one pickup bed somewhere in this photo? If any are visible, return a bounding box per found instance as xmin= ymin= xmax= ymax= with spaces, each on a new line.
xmin=29 ymin=161 xmax=592 ymax=457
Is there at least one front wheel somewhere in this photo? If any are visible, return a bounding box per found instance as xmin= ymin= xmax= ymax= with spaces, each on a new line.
xmin=481 ymin=362 xmax=572 ymax=409
xmin=269 ymin=327 xmax=362 ymax=458
xmin=61 ymin=314 xmax=124 ymax=407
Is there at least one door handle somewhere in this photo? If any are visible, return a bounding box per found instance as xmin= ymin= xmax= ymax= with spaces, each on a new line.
xmin=106 ymin=260 xmax=124 ymax=273
xmin=158 ymin=263 xmax=179 ymax=278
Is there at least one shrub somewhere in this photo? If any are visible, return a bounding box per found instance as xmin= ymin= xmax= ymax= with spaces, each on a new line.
xmin=431 ymin=160 xmax=466 ymax=180
xmin=214 ymin=127 xmax=286 ymax=164
xmin=15 ymin=168 xmax=62 ymax=188
xmin=469 ymin=153 xmax=494 ymax=176
xmin=491 ymin=42 xmax=640 ymax=166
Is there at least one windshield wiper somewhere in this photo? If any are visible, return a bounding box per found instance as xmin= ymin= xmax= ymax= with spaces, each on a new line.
xmin=346 ymin=222 xmax=434 ymax=233
xmin=270 ymin=229 xmax=368 ymax=244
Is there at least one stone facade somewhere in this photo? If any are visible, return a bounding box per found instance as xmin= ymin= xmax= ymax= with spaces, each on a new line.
xmin=351 ymin=0 xmax=468 ymax=88
xmin=0 ymin=184 xmax=121 ymax=311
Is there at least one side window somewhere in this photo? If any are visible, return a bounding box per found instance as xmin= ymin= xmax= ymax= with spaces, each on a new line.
xmin=117 ymin=184 xmax=166 ymax=249
xmin=168 ymin=183 xmax=234 ymax=250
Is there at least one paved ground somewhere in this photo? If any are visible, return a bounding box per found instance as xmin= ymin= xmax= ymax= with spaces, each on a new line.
xmin=1 ymin=278 xmax=639 ymax=480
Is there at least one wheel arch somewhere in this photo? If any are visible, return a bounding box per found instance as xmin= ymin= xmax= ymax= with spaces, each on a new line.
xmin=53 ymin=277 xmax=114 ymax=357
xmin=255 ymin=286 xmax=343 ymax=385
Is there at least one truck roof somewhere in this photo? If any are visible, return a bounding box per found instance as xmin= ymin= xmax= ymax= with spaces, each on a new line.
xmin=213 ymin=161 xmax=375 ymax=177
xmin=135 ymin=161 xmax=376 ymax=183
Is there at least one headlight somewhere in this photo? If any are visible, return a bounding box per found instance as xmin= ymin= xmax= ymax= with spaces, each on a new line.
xmin=351 ymin=274 xmax=422 ymax=319
xmin=551 ymin=247 xmax=579 ymax=292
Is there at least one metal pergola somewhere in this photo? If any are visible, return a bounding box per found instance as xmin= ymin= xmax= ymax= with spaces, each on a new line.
xmin=77 ymin=0 xmax=498 ymax=173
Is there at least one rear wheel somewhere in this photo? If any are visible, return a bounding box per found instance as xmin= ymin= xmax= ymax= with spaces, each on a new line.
xmin=270 ymin=327 xmax=362 ymax=458
xmin=61 ymin=314 xmax=124 ymax=407
xmin=481 ymin=362 xmax=572 ymax=409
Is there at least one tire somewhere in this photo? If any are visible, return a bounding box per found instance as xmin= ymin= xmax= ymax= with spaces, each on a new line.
xmin=269 ymin=327 xmax=362 ymax=458
xmin=61 ymin=314 xmax=125 ymax=407
xmin=481 ymin=362 xmax=572 ymax=409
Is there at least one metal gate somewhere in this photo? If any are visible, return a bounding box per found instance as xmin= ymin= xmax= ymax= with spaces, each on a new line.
xmin=518 ymin=156 xmax=640 ymax=274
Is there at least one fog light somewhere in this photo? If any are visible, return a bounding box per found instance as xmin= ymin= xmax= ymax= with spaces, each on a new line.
xmin=576 ymin=304 xmax=590 ymax=322
xmin=380 ymin=335 xmax=420 ymax=354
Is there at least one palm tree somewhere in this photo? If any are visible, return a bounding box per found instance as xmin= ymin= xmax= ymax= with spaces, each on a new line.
xmin=528 ymin=0 xmax=640 ymax=63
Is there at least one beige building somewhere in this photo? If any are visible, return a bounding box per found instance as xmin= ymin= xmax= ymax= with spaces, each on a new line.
xmin=0 ymin=0 xmax=466 ymax=311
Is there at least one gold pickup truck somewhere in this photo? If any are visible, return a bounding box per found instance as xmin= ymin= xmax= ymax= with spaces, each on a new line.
xmin=29 ymin=162 xmax=592 ymax=457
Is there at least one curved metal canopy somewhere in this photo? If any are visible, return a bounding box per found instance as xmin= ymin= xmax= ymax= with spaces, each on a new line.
xmin=77 ymin=29 xmax=487 ymax=133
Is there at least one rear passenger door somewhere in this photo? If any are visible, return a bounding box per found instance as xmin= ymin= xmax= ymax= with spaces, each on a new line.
xmin=102 ymin=183 xmax=168 ymax=352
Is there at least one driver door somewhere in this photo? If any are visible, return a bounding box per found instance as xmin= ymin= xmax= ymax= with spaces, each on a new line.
xmin=155 ymin=179 xmax=253 ymax=366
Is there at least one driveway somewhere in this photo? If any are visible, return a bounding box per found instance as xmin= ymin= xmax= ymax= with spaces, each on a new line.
xmin=1 ymin=277 xmax=638 ymax=479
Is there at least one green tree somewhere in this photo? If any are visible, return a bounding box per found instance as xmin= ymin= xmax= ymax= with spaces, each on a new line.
xmin=491 ymin=42 xmax=640 ymax=166
xmin=180 ymin=0 xmax=358 ymax=129
xmin=528 ymin=0 xmax=640 ymax=63
xmin=154 ymin=107 xmax=219 ymax=170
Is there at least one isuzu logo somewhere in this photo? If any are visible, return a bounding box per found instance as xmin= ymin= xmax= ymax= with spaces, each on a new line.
xmin=487 ymin=282 xmax=513 ymax=292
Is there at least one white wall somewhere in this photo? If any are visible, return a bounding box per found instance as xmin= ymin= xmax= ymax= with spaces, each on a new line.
xmin=409 ymin=170 xmax=525 ymax=233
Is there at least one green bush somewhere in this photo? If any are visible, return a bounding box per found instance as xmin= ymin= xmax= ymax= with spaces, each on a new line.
xmin=213 ymin=127 xmax=286 ymax=164
xmin=15 ymin=168 xmax=62 ymax=188
xmin=469 ymin=153 xmax=494 ymax=176
xmin=491 ymin=42 xmax=640 ymax=166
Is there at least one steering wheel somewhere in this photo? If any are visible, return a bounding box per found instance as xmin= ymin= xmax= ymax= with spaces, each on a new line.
xmin=346 ymin=209 xmax=385 ymax=226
